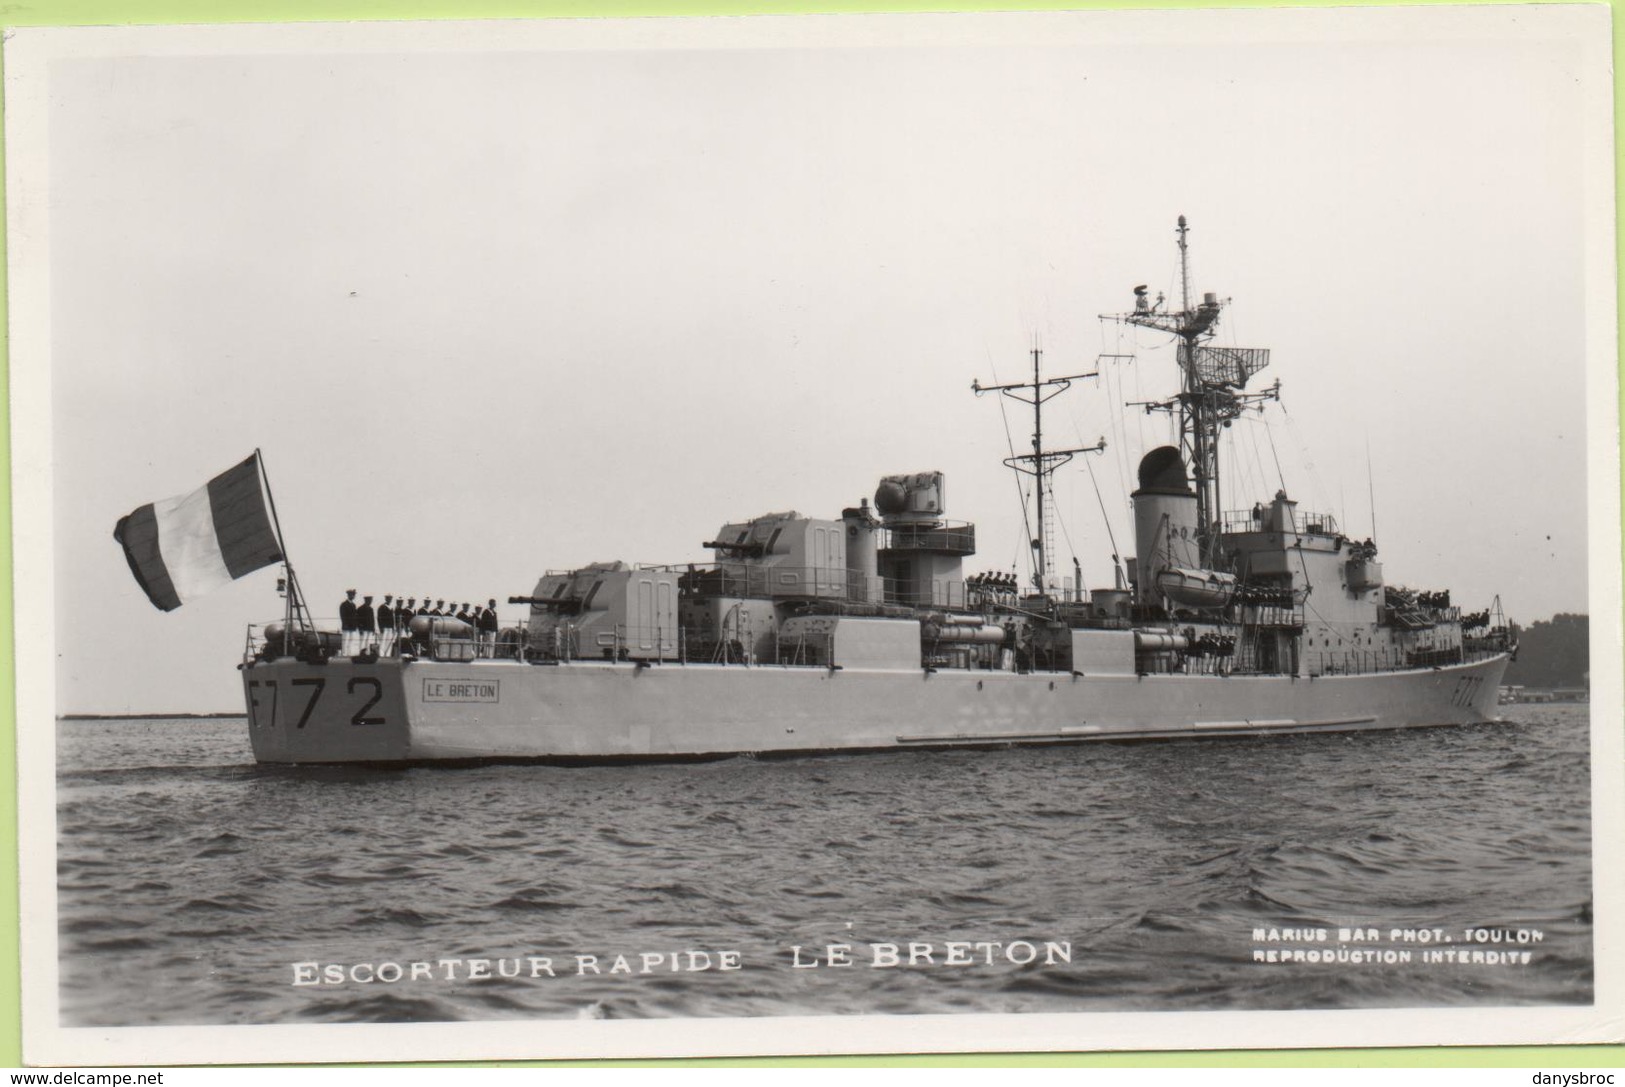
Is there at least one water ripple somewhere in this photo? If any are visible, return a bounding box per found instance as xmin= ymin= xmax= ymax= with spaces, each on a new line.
xmin=55 ymin=705 xmax=1594 ymax=1025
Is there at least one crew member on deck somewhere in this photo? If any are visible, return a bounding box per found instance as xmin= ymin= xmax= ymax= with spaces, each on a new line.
xmin=339 ymin=590 xmax=359 ymax=655
xmin=378 ymin=595 xmax=396 ymax=655
xmin=478 ymin=599 xmax=499 ymax=653
xmin=356 ymin=595 xmax=376 ymax=653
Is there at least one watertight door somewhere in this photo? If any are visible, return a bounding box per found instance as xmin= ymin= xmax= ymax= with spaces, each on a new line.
xmin=636 ymin=578 xmax=654 ymax=651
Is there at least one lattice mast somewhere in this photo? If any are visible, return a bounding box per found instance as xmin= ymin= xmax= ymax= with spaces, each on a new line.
xmin=973 ymin=347 xmax=1105 ymax=596
xmin=1110 ymin=216 xmax=1279 ymax=568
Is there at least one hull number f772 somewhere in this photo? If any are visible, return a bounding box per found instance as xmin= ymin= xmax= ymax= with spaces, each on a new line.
xmin=247 ymin=676 xmax=386 ymax=729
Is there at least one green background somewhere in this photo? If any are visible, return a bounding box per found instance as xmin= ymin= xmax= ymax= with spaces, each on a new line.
xmin=2 ymin=0 xmax=1620 ymax=1070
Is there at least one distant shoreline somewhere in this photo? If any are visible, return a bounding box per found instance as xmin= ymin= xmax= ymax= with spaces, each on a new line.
xmin=58 ymin=712 xmax=245 ymax=721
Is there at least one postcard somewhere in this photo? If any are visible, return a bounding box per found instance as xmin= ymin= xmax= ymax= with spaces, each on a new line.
xmin=8 ymin=6 xmax=1621 ymax=1065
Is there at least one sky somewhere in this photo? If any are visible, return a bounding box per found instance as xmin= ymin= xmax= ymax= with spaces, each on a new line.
xmin=15 ymin=8 xmax=1610 ymax=714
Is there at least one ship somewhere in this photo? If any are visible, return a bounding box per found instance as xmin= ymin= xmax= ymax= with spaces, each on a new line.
xmin=240 ymin=218 xmax=1515 ymax=764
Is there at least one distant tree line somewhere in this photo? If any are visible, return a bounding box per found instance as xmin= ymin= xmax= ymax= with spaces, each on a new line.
xmin=1503 ymin=613 xmax=1589 ymax=689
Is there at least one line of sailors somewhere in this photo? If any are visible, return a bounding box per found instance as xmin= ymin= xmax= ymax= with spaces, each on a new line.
xmin=1348 ymin=538 xmax=1379 ymax=561
xmin=338 ymin=590 xmax=500 ymax=655
xmin=966 ymin=571 xmax=1022 ymax=605
xmin=1387 ymin=587 xmax=1454 ymax=615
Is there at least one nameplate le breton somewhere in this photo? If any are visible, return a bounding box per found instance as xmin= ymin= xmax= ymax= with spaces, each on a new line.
xmin=422 ymin=678 xmax=501 ymax=703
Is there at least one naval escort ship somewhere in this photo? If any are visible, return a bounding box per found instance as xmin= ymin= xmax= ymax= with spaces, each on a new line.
xmin=240 ymin=218 xmax=1514 ymax=764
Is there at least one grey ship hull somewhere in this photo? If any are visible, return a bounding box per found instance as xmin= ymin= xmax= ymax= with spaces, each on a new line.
xmin=243 ymin=652 xmax=1511 ymax=765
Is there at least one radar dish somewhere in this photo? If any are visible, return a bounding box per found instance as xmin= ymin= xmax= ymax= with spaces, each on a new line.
xmin=1191 ymin=346 xmax=1270 ymax=389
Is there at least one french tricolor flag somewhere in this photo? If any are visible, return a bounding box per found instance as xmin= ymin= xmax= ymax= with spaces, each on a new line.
xmin=113 ymin=453 xmax=284 ymax=611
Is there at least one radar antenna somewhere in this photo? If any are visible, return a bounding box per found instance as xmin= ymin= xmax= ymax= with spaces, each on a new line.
xmin=973 ymin=346 xmax=1106 ymax=597
xmin=1105 ymin=215 xmax=1280 ymax=568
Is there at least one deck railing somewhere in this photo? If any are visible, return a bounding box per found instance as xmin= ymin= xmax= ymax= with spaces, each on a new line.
xmin=1219 ymin=509 xmax=1343 ymax=536
xmin=656 ymin=562 xmax=979 ymax=609
xmin=247 ymin=615 xmax=1515 ymax=679
xmin=244 ymin=616 xmax=506 ymax=664
xmin=1309 ymin=641 xmax=1510 ymax=676
xmin=879 ymin=521 xmax=977 ymax=555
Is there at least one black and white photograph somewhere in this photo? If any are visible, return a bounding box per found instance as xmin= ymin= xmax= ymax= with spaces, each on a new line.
xmin=9 ymin=6 xmax=1621 ymax=1065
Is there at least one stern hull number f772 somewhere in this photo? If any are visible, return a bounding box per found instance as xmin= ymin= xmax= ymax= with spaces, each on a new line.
xmin=247 ymin=675 xmax=387 ymax=729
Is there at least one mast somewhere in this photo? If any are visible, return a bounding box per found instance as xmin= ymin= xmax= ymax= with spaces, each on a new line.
xmin=1107 ymin=215 xmax=1279 ymax=568
xmin=255 ymin=448 xmax=313 ymax=649
xmin=973 ymin=346 xmax=1105 ymax=596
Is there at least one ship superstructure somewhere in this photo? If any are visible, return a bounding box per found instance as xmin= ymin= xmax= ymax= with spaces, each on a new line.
xmin=239 ymin=219 xmax=1514 ymax=764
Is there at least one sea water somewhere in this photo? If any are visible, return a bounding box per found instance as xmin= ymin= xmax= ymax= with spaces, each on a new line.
xmin=55 ymin=705 xmax=1593 ymax=1026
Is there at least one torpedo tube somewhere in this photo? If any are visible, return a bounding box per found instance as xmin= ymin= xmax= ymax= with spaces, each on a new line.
xmin=409 ymin=615 xmax=475 ymax=639
xmin=921 ymin=615 xmax=1006 ymax=644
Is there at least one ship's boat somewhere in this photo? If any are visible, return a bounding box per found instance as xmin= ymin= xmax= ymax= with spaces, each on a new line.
xmin=238 ymin=218 xmax=1515 ymax=764
xmin=1154 ymin=568 xmax=1237 ymax=609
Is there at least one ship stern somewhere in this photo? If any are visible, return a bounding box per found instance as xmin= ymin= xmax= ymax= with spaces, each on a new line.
xmin=243 ymin=658 xmax=412 ymax=763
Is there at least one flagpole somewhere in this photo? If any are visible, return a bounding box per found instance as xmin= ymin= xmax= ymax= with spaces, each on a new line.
xmin=254 ymin=449 xmax=310 ymax=645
